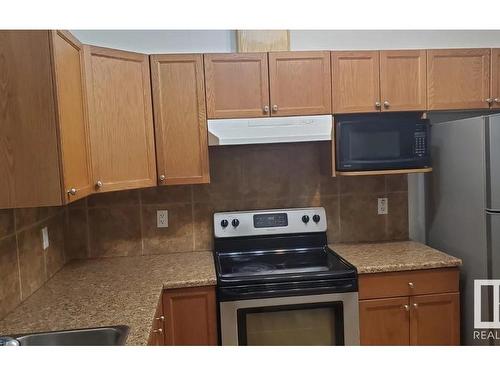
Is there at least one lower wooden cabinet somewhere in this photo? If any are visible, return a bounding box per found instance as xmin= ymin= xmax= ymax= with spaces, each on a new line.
xmin=360 ymin=297 xmax=410 ymax=345
xmin=148 ymin=286 xmax=217 ymax=346
xmin=359 ymin=268 xmax=460 ymax=346
xmin=148 ymin=296 xmax=165 ymax=346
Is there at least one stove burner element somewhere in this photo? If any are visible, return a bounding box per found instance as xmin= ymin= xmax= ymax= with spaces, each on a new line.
xmin=234 ymin=263 xmax=276 ymax=274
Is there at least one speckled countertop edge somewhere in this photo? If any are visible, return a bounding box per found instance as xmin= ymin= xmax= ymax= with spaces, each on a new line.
xmin=330 ymin=241 xmax=462 ymax=274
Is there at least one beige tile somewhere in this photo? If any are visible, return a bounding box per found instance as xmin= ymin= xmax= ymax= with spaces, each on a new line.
xmin=322 ymin=196 xmax=341 ymax=243
xmin=386 ymin=192 xmax=409 ymax=241
xmin=87 ymin=189 xmax=140 ymax=207
xmin=141 ymin=185 xmax=192 ymax=205
xmin=339 ymin=176 xmax=386 ymax=195
xmin=88 ymin=206 xmax=142 ymax=258
xmin=193 ymin=146 xmax=245 ymax=202
xmin=386 ymin=175 xmax=408 ymax=192
xmin=0 ymin=209 xmax=15 ymax=239
xmin=14 ymin=206 xmax=62 ymax=231
xmin=67 ymin=197 xmax=87 ymax=209
xmin=65 ymin=208 xmax=89 ymax=260
xmin=45 ymin=214 xmax=66 ymax=278
xmin=142 ymin=204 xmax=194 ymax=255
xmin=339 ymin=194 xmax=387 ymax=242
xmin=18 ymin=224 xmax=47 ymax=299
xmin=240 ymin=144 xmax=291 ymax=199
xmin=0 ymin=235 xmax=21 ymax=320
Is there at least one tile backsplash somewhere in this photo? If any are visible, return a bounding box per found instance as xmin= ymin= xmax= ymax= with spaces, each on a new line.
xmin=0 ymin=141 xmax=408 ymax=319
xmin=66 ymin=142 xmax=409 ymax=259
xmin=0 ymin=207 xmax=66 ymax=320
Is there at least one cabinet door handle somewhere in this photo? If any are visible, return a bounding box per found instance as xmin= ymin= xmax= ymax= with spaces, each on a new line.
xmin=159 ymin=175 xmax=166 ymax=182
xmin=95 ymin=180 xmax=103 ymax=189
xmin=67 ymin=188 xmax=77 ymax=196
xmin=383 ymin=100 xmax=390 ymax=108
xmin=403 ymin=304 xmax=409 ymax=312
xmin=495 ymin=98 xmax=500 ymax=103
xmin=153 ymin=328 xmax=163 ymax=334
xmin=412 ymin=303 xmax=418 ymax=309
xmin=272 ymin=104 xmax=278 ymax=112
xmin=486 ymin=98 xmax=494 ymax=104
xmin=155 ymin=315 xmax=165 ymax=322
xmin=375 ymin=101 xmax=381 ymax=109
xmin=263 ymin=105 xmax=269 ymax=113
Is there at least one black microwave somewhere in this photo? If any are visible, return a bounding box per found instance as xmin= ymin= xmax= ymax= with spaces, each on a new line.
xmin=335 ymin=114 xmax=431 ymax=171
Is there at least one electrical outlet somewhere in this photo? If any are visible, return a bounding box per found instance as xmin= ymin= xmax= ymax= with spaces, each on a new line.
xmin=41 ymin=227 xmax=49 ymax=250
xmin=157 ymin=210 xmax=169 ymax=228
xmin=378 ymin=198 xmax=388 ymax=215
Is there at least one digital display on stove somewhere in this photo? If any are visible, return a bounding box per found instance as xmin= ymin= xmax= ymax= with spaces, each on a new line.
xmin=253 ymin=213 xmax=288 ymax=228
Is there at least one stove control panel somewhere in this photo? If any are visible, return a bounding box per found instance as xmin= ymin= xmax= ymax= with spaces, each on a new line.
xmin=214 ymin=207 xmax=327 ymax=238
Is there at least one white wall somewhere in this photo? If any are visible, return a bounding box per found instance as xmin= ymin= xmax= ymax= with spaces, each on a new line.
xmin=71 ymin=30 xmax=236 ymax=53
xmin=290 ymin=30 xmax=500 ymax=50
xmin=72 ymin=30 xmax=500 ymax=53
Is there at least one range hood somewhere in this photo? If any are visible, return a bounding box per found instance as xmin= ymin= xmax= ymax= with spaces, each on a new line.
xmin=207 ymin=115 xmax=333 ymax=146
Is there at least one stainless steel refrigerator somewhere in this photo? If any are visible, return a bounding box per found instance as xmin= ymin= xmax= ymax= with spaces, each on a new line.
xmin=428 ymin=113 xmax=500 ymax=345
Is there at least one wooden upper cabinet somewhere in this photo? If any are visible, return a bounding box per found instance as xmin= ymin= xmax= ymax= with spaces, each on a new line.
xmin=491 ymin=48 xmax=500 ymax=108
xmin=0 ymin=31 xmax=62 ymax=208
xmin=50 ymin=31 xmax=93 ymax=203
xmin=150 ymin=54 xmax=210 ymax=185
xmin=0 ymin=30 xmax=91 ymax=208
xmin=410 ymin=292 xmax=460 ymax=346
xmin=204 ymin=53 xmax=270 ymax=119
xmin=427 ymin=48 xmax=490 ymax=110
xmin=359 ymin=297 xmax=410 ymax=345
xmin=268 ymin=51 xmax=331 ymax=116
xmin=162 ymin=286 xmax=217 ymax=345
xmin=332 ymin=51 xmax=380 ymax=113
xmin=379 ymin=50 xmax=427 ymax=111
xmin=83 ymin=46 xmax=157 ymax=193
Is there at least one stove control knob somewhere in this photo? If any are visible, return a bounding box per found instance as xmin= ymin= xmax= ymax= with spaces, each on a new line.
xmin=302 ymin=215 xmax=310 ymax=223
xmin=313 ymin=214 xmax=321 ymax=223
xmin=221 ymin=219 xmax=229 ymax=228
xmin=231 ymin=219 xmax=240 ymax=228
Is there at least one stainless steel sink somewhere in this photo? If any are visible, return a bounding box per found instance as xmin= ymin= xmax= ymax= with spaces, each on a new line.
xmin=3 ymin=325 xmax=129 ymax=346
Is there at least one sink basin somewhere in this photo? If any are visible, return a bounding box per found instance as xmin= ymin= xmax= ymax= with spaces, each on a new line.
xmin=10 ymin=325 xmax=129 ymax=346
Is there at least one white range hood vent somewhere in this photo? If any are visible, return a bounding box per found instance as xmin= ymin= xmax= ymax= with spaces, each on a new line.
xmin=208 ymin=115 xmax=333 ymax=146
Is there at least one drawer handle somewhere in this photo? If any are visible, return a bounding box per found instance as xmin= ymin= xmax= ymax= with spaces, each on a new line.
xmin=408 ymin=282 xmax=415 ymax=289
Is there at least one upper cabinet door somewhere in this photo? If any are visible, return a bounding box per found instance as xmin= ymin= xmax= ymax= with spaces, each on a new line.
xmin=268 ymin=51 xmax=332 ymax=116
xmin=379 ymin=50 xmax=427 ymax=112
xmin=491 ymin=48 xmax=500 ymax=108
xmin=50 ymin=30 xmax=93 ymax=203
xmin=427 ymin=49 xmax=490 ymax=110
xmin=150 ymin=54 xmax=210 ymax=185
xmin=204 ymin=53 xmax=270 ymax=119
xmin=332 ymin=51 xmax=380 ymax=113
xmin=83 ymin=46 xmax=157 ymax=193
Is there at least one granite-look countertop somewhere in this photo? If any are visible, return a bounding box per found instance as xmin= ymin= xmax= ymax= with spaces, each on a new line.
xmin=331 ymin=241 xmax=462 ymax=274
xmin=0 ymin=251 xmax=216 ymax=345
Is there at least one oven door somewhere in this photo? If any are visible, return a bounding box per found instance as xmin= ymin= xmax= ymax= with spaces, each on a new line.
xmin=336 ymin=115 xmax=430 ymax=171
xmin=219 ymin=292 xmax=359 ymax=345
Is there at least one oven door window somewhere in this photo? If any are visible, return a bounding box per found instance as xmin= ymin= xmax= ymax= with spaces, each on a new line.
xmin=237 ymin=302 xmax=344 ymax=345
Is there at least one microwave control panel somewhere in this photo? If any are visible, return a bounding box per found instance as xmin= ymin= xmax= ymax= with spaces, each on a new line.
xmin=414 ymin=131 xmax=427 ymax=156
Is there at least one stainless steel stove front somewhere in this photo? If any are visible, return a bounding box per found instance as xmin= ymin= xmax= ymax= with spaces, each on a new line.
xmin=219 ymin=291 xmax=360 ymax=346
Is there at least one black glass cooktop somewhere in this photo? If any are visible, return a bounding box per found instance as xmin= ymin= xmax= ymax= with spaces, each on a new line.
xmin=216 ymin=246 xmax=355 ymax=285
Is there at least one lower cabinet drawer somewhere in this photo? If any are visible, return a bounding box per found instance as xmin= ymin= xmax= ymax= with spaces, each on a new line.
xmin=358 ymin=267 xmax=459 ymax=300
